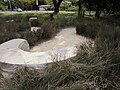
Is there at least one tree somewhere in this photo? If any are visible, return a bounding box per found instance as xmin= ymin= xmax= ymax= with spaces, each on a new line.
xmin=7 ymin=0 xmax=12 ymax=11
xmin=77 ymin=0 xmax=84 ymax=17
xmin=85 ymin=0 xmax=120 ymax=18
xmin=52 ymin=0 xmax=63 ymax=14
xmin=50 ymin=0 xmax=63 ymax=20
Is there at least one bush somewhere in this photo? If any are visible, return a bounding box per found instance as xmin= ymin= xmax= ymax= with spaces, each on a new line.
xmin=76 ymin=18 xmax=102 ymax=39
xmin=0 ymin=31 xmax=20 ymax=44
xmin=85 ymin=23 xmax=98 ymax=38
xmin=0 ymin=19 xmax=31 ymax=44
xmin=76 ymin=24 xmax=86 ymax=34
xmin=35 ymin=28 xmax=43 ymax=40
xmin=0 ymin=21 xmax=31 ymax=44
xmin=4 ymin=21 xmax=19 ymax=32
xmin=66 ymin=6 xmax=78 ymax=11
xmin=96 ymin=25 xmax=120 ymax=50
xmin=0 ymin=4 xmax=7 ymax=11
xmin=55 ymin=14 xmax=76 ymax=28
xmin=41 ymin=20 xmax=58 ymax=39
xmin=21 ymin=31 xmax=38 ymax=46
xmin=17 ymin=22 xmax=30 ymax=32
xmin=37 ymin=14 xmax=46 ymax=26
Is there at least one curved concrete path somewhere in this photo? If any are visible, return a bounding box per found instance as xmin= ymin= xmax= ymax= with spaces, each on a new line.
xmin=31 ymin=27 xmax=87 ymax=52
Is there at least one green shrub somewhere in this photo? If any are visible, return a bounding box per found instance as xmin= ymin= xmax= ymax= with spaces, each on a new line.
xmin=76 ymin=18 xmax=102 ymax=39
xmin=0 ymin=14 xmax=31 ymax=32
xmin=55 ymin=14 xmax=76 ymax=28
xmin=35 ymin=28 xmax=43 ymax=40
xmin=84 ymin=23 xmax=98 ymax=38
xmin=21 ymin=31 xmax=38 ymax=46
xmin=0 ymin=20 xmax=31 ymax=44
xmin=17 ymin=22 xmax=30 ymax=32
xmin=0 ymin=31 xmax=20 ymax=44
xmin=37 ymin=14 xmax=46 ymax=26
xmin=0 ymin=4 xmax=7 ymax=11
xmin=96 ymin=25 xmax=120 ymax=50
xmin=76 ymin=24 xmax=86 ymax=34
xmin=3 ymin=21 xmax=19 ymax=32
xmin=0 ymin=20 xmax=30 ymax=32
xmin=41 ymin=20 xmax=58 ymax=39
xmin=21 ymin=28 xmax=43 ymax=45
xmin=66 ymin=6 xmax=78 ymax=11
xmin=55 ymin=15 xmax=67 ymax=28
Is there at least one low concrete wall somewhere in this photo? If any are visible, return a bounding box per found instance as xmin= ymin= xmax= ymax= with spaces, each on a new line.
xmin=0 ymin=39 xmax=29 ymax=58
xmin=0 ymin=39 xmax=78 ymax=77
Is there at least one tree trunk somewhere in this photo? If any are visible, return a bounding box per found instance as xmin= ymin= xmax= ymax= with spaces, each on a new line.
xmin=82 ymin=10 xmax=85 ymax=17
xmin=54 ymin=4 xmax=60 ymax=14
xmin=78 ymin=0 xmax=83 ymax=18
xmin=53 ymin=0 xmax=63 ymax=14
xmin=78 ymin=0 xmax=81 ymax=17
xmin=95 ymin=5 xmax=102 ymax=18
xmin=8 ymin=0 xmax=12 ymax=11
xmin=95 ymin=0 xmax=104 ymax=18
xmin=50 ymin=0 xmax=63 ymax=20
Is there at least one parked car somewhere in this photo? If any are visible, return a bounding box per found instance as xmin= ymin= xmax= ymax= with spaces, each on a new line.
xmin=13 ymin=8 xmax=23 ymax=12
xmin=17 ymin=8 xmax=22 ymax=12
